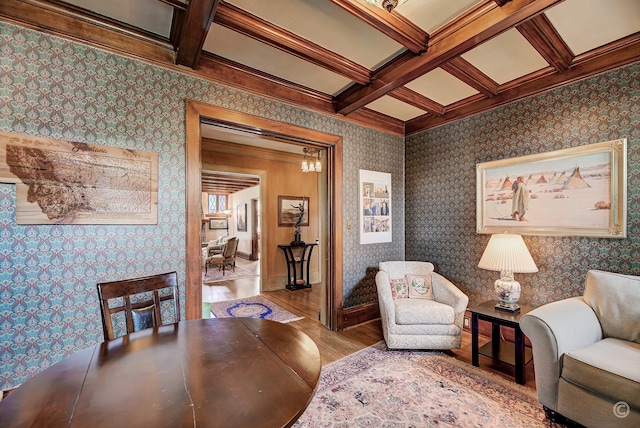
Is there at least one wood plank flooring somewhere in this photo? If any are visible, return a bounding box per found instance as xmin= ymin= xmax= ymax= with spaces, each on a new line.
xmin=202 ymin=258 xmax=536 ymax=390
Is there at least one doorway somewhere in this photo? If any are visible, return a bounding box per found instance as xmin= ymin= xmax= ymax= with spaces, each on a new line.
xmin=185 ymin=101 xmax=344 ymax=331
xmin=201 ymin=169 xmax=262 ymax=305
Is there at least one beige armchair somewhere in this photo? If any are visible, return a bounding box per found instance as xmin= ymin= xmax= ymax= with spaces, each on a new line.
xmin=520 ymin=270 xmax=640 ymax=428
xmin=375 ymin=261 xmax=468 ymax=350
xmin=207 ymin=237 xmax=238 ymax=275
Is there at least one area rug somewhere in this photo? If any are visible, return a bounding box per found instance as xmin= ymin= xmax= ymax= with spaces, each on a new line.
xmin=294 ymin=342 xmax=559 ymax=427
xmin=201 ymin=263 xmax=258 ymax=283
xmin=208 ymin=295 xmax=304 ymax=323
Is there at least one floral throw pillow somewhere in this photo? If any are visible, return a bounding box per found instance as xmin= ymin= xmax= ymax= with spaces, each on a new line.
xmin=389 ymin=278 xmax=409 ymax=299
xmin=406 ymin=274 xmax=434 ymax=299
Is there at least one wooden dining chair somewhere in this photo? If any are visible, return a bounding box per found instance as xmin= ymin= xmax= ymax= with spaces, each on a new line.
xmin=97 ymin=271 xmax=180 ymax=341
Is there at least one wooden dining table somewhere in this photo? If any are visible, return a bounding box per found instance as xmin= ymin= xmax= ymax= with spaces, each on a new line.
xmin=0 ymin=317 xmax=322 ymax=427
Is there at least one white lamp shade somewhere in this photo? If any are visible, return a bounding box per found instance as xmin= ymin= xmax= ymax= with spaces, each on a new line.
xmin=478 ymin=233 xmax=538 ymax=273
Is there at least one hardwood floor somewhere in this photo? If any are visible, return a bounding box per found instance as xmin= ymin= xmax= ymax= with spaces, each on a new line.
xmin=202 ymin=258 xmax=537 ymax=390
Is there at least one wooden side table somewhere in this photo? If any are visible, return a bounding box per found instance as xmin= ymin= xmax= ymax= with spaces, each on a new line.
xmin=278 ymin=243 xmax=317 ymax=290
xmin=468 ymin=300 xmax=534 ymax=385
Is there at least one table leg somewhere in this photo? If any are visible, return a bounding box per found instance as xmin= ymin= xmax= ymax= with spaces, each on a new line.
xmin=491 ymin=323 xmax=500 ymax=357
xmin=514 ymin=326 xmax=525 ymax=385
xmin=471 ymin=313 xmax=479 ymax=367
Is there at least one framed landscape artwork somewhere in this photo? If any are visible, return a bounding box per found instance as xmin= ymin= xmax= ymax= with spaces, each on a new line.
xmin=476 ymin=139 xmax=627 ymax=238
xmin=278 ymin=195 xmax=309 ymax=226
xmin=209 ymin=218 xmax=228 ymax=230
xmin=359 ymin=169 xmax=392 ymax=244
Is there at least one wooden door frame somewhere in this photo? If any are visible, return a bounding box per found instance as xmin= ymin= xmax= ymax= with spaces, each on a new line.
xmin=185 ymin=100 xmax=343 ymax=331
xmin=250 ymin=198 xmax=259 ymax=261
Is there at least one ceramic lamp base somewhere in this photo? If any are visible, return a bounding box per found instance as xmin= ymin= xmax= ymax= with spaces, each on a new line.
xmin=494 ymin=301 xmax=521 ymax=312
xmin=494 ymin=273 xmax=521 ymax=313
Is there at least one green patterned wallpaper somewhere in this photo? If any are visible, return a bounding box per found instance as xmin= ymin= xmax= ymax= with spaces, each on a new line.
xmin=406 ymin=63 xmax=640 ymax=307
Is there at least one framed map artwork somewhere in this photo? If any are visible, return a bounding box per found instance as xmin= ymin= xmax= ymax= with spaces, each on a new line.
xmin=0 ymin=132 xmax=158 ymax=224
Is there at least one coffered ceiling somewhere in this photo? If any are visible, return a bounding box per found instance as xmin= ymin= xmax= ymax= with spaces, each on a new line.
xmin=2 ymin=0 xmax=640 ymax=136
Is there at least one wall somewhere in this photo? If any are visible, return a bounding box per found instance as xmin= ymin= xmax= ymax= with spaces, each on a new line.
xmin=228 ymin=185 xmax=259 ymax=257
xmin=406 ymin=62 xmax=640 ymax=308
xmin=0 ymin=21 xmax=404 ymax=390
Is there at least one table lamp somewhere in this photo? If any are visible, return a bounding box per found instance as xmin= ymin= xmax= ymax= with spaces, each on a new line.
xmin=478 ymin=233 xmax=538 ymax=312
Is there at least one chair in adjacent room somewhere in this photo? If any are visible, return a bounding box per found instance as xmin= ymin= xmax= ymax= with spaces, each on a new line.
xmin=207 ymin=235 xmax=229 ymax=256
xmin=375 ymin=261 xmax=469 ymax=350
xmin=207 ymin=237 xmax=238 ymax=275
xmin=97 ymin=271 xmax=180 ymax=341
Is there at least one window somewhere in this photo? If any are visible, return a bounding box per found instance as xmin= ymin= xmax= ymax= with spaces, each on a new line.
xmin=208 ymin=194 xmax=227 ymax=213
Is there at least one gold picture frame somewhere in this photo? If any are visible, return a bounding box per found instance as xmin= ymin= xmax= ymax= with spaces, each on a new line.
xmin=476 ymin=139 xmax=626 ymax=238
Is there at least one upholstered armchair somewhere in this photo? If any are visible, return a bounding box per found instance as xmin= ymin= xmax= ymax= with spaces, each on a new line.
xmin=207 ymin=235 xmax=229 ymax=255
xmin=207 ymin=237 xmax=238 ymax=275
xmin=201 ymin=236 xmax=229 ymax=271
xmin=375 ymin=261 xmax=469 ymax=350
xmin=520 ymin=270 xmax=640 ymax=428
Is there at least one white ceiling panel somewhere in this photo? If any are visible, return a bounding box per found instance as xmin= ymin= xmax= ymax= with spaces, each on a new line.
xmin=461 ymin=29 xmax=549 ymax=85
xmin=396 ymin=0 xmax=483 ymax=33
xmin=405 ymin=68 xmax=478 ymax=106
xmin=226 ymin=0 xmax=404 ymax=69
xmin=62 ymin=0 xmax=173 ymax=38
xmin=545 ymin=0 xmax=640 ymax=55
xmin=203 ymin=24 xmax=352 ymax=96
xmin=365 ymin=96 xmax=427 ymax=121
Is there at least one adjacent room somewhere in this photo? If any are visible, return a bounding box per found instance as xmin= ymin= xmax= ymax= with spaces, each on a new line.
xmin=1 ymin=0 xmax=638 ymax=427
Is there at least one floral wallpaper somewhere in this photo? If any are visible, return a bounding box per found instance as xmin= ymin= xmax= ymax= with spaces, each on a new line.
xmin=406 ymin=63 xmax=640 ymax=308
xmin=0 ymin=21 xmax=404 ymax=390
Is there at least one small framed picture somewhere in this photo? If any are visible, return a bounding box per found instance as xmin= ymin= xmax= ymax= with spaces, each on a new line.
xmin=359 ymin=170 xmax=392 ymax=244
xmin=237 ymin=203 xmax=247 ymax=232
xmin=209 ymin=218 xmax=228 ymax=230
xmin=278 ymin=196 xmax=309 ymax=226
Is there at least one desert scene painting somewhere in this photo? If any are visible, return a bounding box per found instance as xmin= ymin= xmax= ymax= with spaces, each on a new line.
xmin=481 ymin=151 xmax=612 ymax=228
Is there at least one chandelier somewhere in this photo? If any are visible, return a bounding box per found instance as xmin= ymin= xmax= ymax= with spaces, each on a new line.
xmin=367 ymin=0 xmax=409 ymax=12
xmin=301 ymin=148 xmax=322 ymax=173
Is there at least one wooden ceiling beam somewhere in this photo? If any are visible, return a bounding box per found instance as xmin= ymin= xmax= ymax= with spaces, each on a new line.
xmin=389 ymin=87 xmax=444 ymax=116
xmin=202 ymin=180 xmax=259 ymax=188
xmin=440 ymin=57 xmax=499 ymax=97
xmin=406 ymin=36 xmax=640 ymax=134
xmin=170 ymin=8 xmax=186 ymax=50
xmin=202 ymin=182 xmax=257 ymax=190
xmin=214 ymin=3 xmax=371 ymax=85
xmin=197 ymin=52 xmax=336 ymax=112
xmin=328 ymin=0 xmax=428 ymax=54
xmin=196 ymin=53 xmax=404 ymax=135
xmin=175 ymin=0 xmax=219 ymax=68
xmin=202 ymin=177 xmax=259 ymax=185
xmin=517 ymin=14 xmax=573 ymax=72
xmin=334 ymin=0 xmax=564 ymax=115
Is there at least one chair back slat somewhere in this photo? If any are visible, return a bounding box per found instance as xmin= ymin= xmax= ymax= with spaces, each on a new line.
xmin=97 ymin=272 xmax=180 ymax=341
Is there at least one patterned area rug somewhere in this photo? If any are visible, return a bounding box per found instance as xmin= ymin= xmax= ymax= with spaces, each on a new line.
xmin=208 ymin=295 xmax=304 ymax=323
xmin=201 ymin=263 xmax=258 ymax=283
xmin=295 ymin=342 xmax=556 ymax=427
